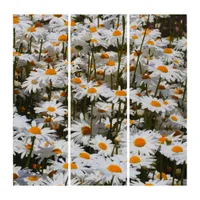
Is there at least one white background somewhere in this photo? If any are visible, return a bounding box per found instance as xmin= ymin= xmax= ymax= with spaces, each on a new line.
xmin=0 ymin=0 xmax=199 ymax=199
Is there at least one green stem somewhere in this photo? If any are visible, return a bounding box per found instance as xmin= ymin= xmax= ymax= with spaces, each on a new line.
xmin=115 ymin=100 xmax=121 ymax=137
xmin=90 ymin=99 xmax=95 ymax=138
xmin=181 ymin=162 xmax=186 ymax=185
xmin=132 ymin=15 xmax=149 ymax=88
xmin=38 ymin=39 xmax=43 ymax=61
xmin=160 ymin=154 xmax=163 ymax=180
xmin=154 ymin=77 xmax=162 ymax=97
xmin=13 ymin=28 xmax=16 ymax=49
xmin=25 ymin=136 xmax=35 ymax=168
xmin=172 ymin=161 xmax=176 ymax=185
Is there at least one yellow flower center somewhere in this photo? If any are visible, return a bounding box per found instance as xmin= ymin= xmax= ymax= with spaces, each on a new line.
xmin=58 ymin=34 xmax=67 ymax=42
xmin=157 ymin=66 xmax=168 ymax=73
xmin=172 ymin=145 xmax=183 ymax=153
xmin=130 ymin=156 xmax=141 ymax=164
xmin=97 ymin=109 xmax=106 ymax=113
xmin=142 ymin=28 xmax=151 ymax=35
xmin=28 ymin=176 xmax=38 ymax=181
xmin=100 ymin=53 xmax=109 ymax=59
xmin=157 ymin=173 xmax=168 ymax=180
xmin=47 ymin=106 xmax=56 ymax=112
xmin=134 ymin=138 xmax=146 ymax=147
xmin=81 ymin=126 xmax=91 ymax=135
xmin=97 ymin=70 xmax=104 ymax=75
xmin=79 ymin=152 xmax=90 ymax=160
xmin=27 ymin=27 xmax=36 ymax=32
xmin=52 ymin=148 xmax=62 ymax=155
xmin=163 ymin=48 xmax=173 ymax=54
xmin=106 ymin=124 xmax=110 ymax=129
xmin=90 ymin=39 xmax=97 ymax=43
xmin=13 ymin=15 xmax=19 ymax=24
xmin=62 ymin=162 xmax=78 ymax=169
xmin=131 ymin=25 xmax=137 ymax=29
xmin=31 ymin=80 xmax=37 ymax=84
xmin=13 ymin=173 xmax=19 ymax=179
xmin=87 ymin=87 xmax=97 ymax=94
xmin=158 ymin=137 xmax=166 ymax=144
xmin=25 ymin=144 xmax=32 ymax=150
xmin=45 ymin=68 xmax=57 ymax=75
xmin=28 ymin=126 xmax=41 ymax=135
xmin=107 ymin=164 xmax=122 ymax=173
xmin=159 ymin=85 xmax=165 ymax=90
xmin=53 ymin=14 xmax=62 ymax=18
xmin=174 ymin=88 xmax=183 ymax=95
xmin=171 ymin=116 xmax=178 ymax=121
xmin=13 ymin=52 xmax=21 ymax=56
xmin=132 ymin=35 xmax=138 ymax=39
xmin=106 ymin=60 xmax=115 ymax=66
xmin=112 ymin=30 xmax=122 ymax=36
xmin=98 ymin=142 xmax=107 ymax=150
xmin=146 ymin=40 xmax=154 ymax=45
xmin=72 ymin=77 xmax=82 ymax=84
xmin=145 ymin=183 xmax=154 ymax=186
xmin=115 ymin=90 xmax=127 ymax=96
xmin=60 ymin=91 xmax=66 ymax=97
xmin=151 ymin=100 xmax=161 ymax=107
xmin=90 ymin=26 xmax=97 ymax=33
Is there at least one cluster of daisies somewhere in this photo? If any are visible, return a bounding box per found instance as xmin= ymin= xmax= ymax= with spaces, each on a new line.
xmin=129 ymin=15 xmax=187 ymax=186
xmin=13 ymin=14 xmax=69 ymax=186
xmin=70 ymin=14 xmax=127 ymax=185
xmin=13 ymin=14 xmax=187 ymax=186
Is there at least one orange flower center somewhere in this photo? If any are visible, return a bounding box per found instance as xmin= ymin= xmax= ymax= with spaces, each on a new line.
xmin=53 ymin=14 xmax=62 ymax=18
xmin=158 ymin=85 xmax=165 ymax=90
xmin=171 ymin=116 xmax=178 ymax=121
xmin=146 ymin=40 xmax=154 ymax=45
xmin=100 ymin=53 xmax=109 ymax=59
xmin=151 ymin=100 xmax=161 ymax=107
xmin=87 ymin=87 xmax=97 ymax=94
xmin=163 ymin=48 xmax=173 ymax=54
xmin=134 ymin=138 xmax=146 ymax=147
xmin=25 ymin=144 xmax=32 ymax=150
xmin=81 ymin=126 xmax=91 ymax=135
xmin=112 ymin=30 xmax=122 ymax=36
xmin=90 ymin=26 xmax=97 ymax=33
xmin=172 ymin=145 xmax=183 ymax=153
xmin=157 ymin=66 xmax=168 ymax=73
xmin=27 ymin=27 xmax=36 ymax=32
xmin=58 ymin=34 xmax=67 ymax=42
xmin=52 ymin=148 xmax=62 ymax=155
xmin=98 ymin=142 xmax=107 ymax=150
xmin=62 ymin=162 xmax=78 ymax=169
xmin=45 ymin=68 xmax=57 ymax=75
xmin=107 ymin=164 xmax=122 ymax=173
xmin=13 ymin=173 xmax=19 ymax=179
xmin=47 ymin=107 xmax=56 ymax=112
xmin=28 ymin=126 xmax=41 ymax=135
xmin=72 ymin=77 xmax=82 ymax=84
xmin=13 ymin=16 xmax=19 ymax=24
xmin=79 ymin=152 xmax=90 ymax=160
xmin=157 ymin=173 xmax=168 ymax=180
xmin=145 ymin=183 xmax=154 ymax=186
xmin=130 ymin=156 xmax=141 ymax=164
xmin=31 ymin=80 xmax=37 ymax=84
xmin=132 ymin=35 xmax=138 ymax=39
xmin=106 ymin=60 xmax=115 ymax=66
xmin=28 ymin=176 xmax=38 ymax=181
xmin=115 ymin=90 xmax=127 ymax=96
xmin=91 ymin=39 xmax=97 ymax=43
xmin=158 ymin=137 xmax=166 ymax=144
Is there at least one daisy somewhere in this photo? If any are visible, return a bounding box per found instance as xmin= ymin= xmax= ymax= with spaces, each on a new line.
xmin=71 ymin=113 xmax=91 ymax=145
xmin=168 ymin=113 xmax=187 ymax=128
xmin=106 ymin=87 xmax=127 ymax=103
xmin=34 ymin=100 xmax=67 ymax=117
xmin=24 ymin=120 xmax=56 ymax=141
xmin=129 ymin=153 xmax=156 ymax=169
xmin=148 ymin=59 xmax=183 ymax=81
xmin=90 ymin=135 xmax=114 ymax=155
xmin=160 ymin=142 xmax=187 ymax=165
xmin=130 ymin=130 xmax=158 ymax=155
xmin=141 ymin=96 xmax=166 ymax=113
